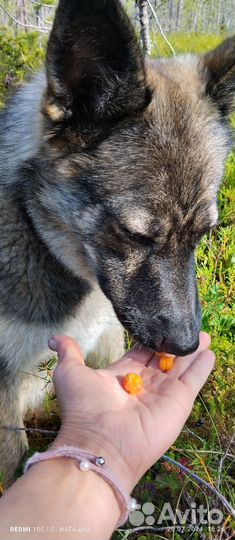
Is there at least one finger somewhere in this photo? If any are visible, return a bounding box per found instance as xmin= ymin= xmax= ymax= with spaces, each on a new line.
xmin=170 ymin=332 xmax=211 ymax=376
xmin=152 ymin=332 xmax=211 ymax=376
xmin=48 ymin=335 xmax=85 ymax=367
xmin=180 ymin=349 xmax=215 ymax=397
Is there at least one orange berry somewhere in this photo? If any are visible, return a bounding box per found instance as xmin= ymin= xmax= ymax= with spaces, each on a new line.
xmin=123 ymin=373 xmax=144 ymax=394
xmin=157 ymin=354 xmax=175 ymax=372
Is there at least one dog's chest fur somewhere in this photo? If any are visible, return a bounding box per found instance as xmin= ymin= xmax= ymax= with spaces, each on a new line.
xmin=0 ymin=286 xmax=117 ymax=377
xmin=0 ymin=187 xmax=116 ymax=376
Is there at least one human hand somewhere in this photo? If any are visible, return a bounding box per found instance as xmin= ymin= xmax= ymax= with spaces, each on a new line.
xmin=49 ymin=333 xmax=214 ymax=493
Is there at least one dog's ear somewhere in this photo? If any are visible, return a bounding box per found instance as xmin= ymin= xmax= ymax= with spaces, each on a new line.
xmin=43 ymin=0 xmax=147 ymax=132
xmin=203 ymin=36 xmax=235 ymax=118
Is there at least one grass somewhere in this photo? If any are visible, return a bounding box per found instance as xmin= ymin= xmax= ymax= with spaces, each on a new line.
xmin=150 ymin=32 xmax=225 ymax=57
xmin=0 ymin=28 xmax=46 ymax=107
xmin=0 ymin=30 xmax=234 ymax=540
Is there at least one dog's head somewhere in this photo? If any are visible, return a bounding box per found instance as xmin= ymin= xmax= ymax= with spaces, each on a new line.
xmin=34 ymin=0 xmax=235 ymax=355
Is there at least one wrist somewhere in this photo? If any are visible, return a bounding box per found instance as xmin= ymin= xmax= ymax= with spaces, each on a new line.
xmin=51 ymin=424 xmax=136 ymax=494
xmin=24 ymin=457 xmax=121 ymax=538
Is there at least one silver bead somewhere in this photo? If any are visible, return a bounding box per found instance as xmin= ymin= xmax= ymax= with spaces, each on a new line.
xmin=95 ymin=456 xmax=105 ymax=467
xmin=128 ymin=498 xmax=138 ymax=511
xmin=79 ymin=459 xmax=91 ymax=472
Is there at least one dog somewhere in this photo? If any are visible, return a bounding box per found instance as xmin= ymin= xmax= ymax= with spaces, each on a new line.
xmin=0 ymin=0 xmax=234 ymax=484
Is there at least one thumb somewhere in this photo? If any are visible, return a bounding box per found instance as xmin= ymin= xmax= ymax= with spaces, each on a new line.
xmin=48 ymin=335 xmax=85 ymax=369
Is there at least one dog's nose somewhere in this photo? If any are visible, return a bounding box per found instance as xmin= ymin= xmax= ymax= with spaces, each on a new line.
xmin=158 ymin=335 xmax=200 ymax=357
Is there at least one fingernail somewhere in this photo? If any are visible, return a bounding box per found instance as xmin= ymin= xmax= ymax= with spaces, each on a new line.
xmin=48 ymin=337 xmax=57 ymax=351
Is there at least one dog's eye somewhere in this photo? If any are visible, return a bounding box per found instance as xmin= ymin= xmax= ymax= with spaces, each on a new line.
xmin=118 ymin=224 xmax=156 ymax=247
xmin=190 ymin=225 xmax=216 ymax=248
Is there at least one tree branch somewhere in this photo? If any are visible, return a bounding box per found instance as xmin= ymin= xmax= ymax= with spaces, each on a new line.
xmin=146 ymin=0 xmax=175 ymax=55
xmin=0 ymin=3 xmax=51 ymax=32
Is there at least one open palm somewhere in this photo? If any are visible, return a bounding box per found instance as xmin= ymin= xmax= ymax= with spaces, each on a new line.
xmin=50 ymin=333 xmax=215 ymax=493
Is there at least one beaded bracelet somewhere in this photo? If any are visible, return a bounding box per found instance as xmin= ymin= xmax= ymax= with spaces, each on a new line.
xmin=24 ymin=445 xmax=137 ymax=527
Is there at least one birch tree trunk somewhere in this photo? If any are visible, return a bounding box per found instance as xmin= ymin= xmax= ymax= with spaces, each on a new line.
xmin=216 ymin=0 xmax=222 ymax=33
xmin=168 ymin=0 xmax=174 ymax=30
xmin=192 ymin=0 xmax=204 ymax=32
xmin=136 ymin=0 xmax=151 ymax=55
xmin=176 ymin=0 xmax=184 ymax=29
xmin=16 ymin=0 xmax=28 ymax=32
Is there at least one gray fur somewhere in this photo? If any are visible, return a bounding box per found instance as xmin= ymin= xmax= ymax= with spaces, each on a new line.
xmin=0 ymin=73 xmax=46 ymax=174
xmin=0 ymin=0 xmax=235 ymax=484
